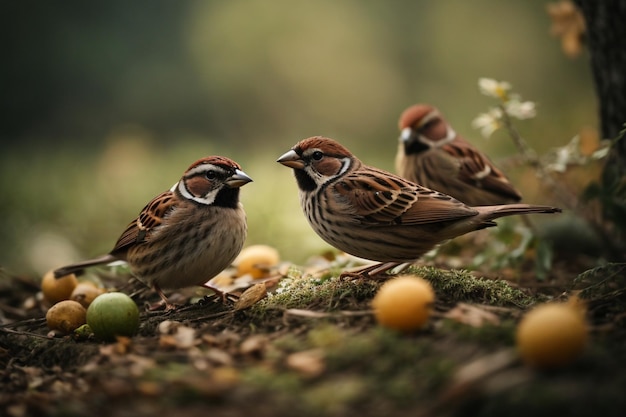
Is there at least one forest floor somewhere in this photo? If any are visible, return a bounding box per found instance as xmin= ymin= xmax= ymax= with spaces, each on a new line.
xmin=1 ymin=237 xmax=626 ymax=417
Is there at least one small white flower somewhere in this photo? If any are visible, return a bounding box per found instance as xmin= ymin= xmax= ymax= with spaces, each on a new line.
xmin=545 ymin=136 xmax=583 ymax=172
xmin=591 ymin=145 xmax=610 ymax=160
xmin=546 ymin=147 xmax=571 ymax=172
xmin=505 ymin=97 xmax=536 ymax=120
xmin=472 ymin=107 xmax=503 ymax=138
xmin=478 ymin=78 xmax=512 ymax=100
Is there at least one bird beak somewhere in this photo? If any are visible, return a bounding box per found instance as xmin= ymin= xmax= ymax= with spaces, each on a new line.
xmin=225 ymin=169 xmax=253 ymax=188
xmin=277 ymin=150 xmax=305 ymax=169
xmin=399 ymin=127 xmax=414 ymax=143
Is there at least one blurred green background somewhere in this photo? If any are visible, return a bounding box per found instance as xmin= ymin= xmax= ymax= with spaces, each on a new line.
xmin=0 ymin=0 xmax=596 ymax=275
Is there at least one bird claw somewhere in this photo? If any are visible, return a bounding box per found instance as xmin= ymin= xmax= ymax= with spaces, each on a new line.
xmin=339 ymin=271 xmax=365 ymax=281
xmin=340 ymin=262 xmax=404 ymax=281
xmin=201 ymin=285 xmax=239 ymax=304
xmin=145 ymin=299 xmax=177 ymax=312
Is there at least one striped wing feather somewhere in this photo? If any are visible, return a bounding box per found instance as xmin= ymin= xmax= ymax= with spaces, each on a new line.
xmin=337 ymin=167 xmax=479 ymax=226
xmin=111 ymin=191 xmax=177 ymax=253
xmin=442 ymin=138 xmax=521 ymax=201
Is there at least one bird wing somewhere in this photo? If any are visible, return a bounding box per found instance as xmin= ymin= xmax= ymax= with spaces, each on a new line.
xmin=336 ymin=167 xmax=478 ymax=226
xmin=443 ymin=137 xmax=522 ymax=201
xmin=111 ymin=191 xmax=178 ymax=253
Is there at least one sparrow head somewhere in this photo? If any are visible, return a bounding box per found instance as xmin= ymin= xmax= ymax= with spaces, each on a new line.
xmin=398 ymin=104 xmax=456 ymax=154
xmin=175 ymin=156 xmax=252 ymax=208
xmin=277 ymin=136 xmax=358 ymax=191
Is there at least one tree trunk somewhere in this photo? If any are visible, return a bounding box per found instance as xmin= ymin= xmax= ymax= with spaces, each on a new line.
xmin=574 ymin=0 xmax=626 ymax=139
xmin=574 ymin=0 xmax=626 ymax=256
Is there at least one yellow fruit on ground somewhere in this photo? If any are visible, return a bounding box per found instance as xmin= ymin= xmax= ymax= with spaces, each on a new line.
xmin=235 ymin=245 xmax=280 ymax=279
xmin=372 ymin=275 xmax=435 ymax=332
xmin=41 ymin=269 xmax=78 ymax=304
xmin=70 ymin=283 xmax=106 ymax=308
xmin=46 ymin=300 xmax=87 ymax=334
xmin=516 ymin=302 xmax=588 ymax=369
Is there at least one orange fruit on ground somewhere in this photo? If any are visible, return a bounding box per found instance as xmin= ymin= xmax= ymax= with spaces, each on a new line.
xmin=516 ymin=302 xmax=588 ymax=369
xmin=70 ymin=283 xmax=106 ymax=308
xmin=41 ymin=269 xmax=78 ymax=304
xmin=46 ymin=300 xmax=87 ymax=334
xmin=372 ymin=275 xmax=435 ymax=332
xmin=235 ymin=245 xmax=280 ymax=279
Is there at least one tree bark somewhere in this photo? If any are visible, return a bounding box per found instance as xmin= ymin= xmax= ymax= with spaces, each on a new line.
xmin=574 ymin=0 xmax=626 ymax=139
xmin=574 ymin=0 xmax=626 ymax=256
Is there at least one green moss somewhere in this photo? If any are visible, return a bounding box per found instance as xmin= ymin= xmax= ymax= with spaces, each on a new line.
xmin=242 ymin=366 xmax=304 ymax=394
xmin=440 ymin=318 xmax=517 ymax=347
xmin=249 ymin=271 xmax=380 ymax=315
xmin=301 ymin=376 xmax=367 ymax=415
xmin=406 ymin=266 xmax=534 ymax=307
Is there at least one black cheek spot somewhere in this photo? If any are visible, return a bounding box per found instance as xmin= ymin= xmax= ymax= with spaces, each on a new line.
xmin=294 ymin=169 xmax=317 ymax=192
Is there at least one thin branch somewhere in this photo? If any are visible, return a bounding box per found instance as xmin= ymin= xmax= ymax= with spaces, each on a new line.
xmin=498 ymin=104 xmax=579 ymax=209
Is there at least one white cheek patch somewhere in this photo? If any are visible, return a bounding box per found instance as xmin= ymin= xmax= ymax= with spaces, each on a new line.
xmin=177 ymin=179 xmax=218 ymax=205
xmin=413 ymin=110 xmax=456 ymax=148
xmin=337 ymin=157 xmax=352 ymax=176
xmin=309 ymin=156 xmax=352 ymax=187
xmin=442 ymin=126 xmax=456 ymax=143
xmin=175 ymin=163 xmax=229 ymax=205
xmin=419 ymin=126 xmax=456 ymax=148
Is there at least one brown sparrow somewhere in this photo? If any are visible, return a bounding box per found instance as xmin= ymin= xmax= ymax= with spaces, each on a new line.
xmin=396 ymin=104 xmax=522 ymax=206
xmin=54 ymin=156 xmax=252 ymax=309
xmin=278 ymin=136 xmax=560 ymax=276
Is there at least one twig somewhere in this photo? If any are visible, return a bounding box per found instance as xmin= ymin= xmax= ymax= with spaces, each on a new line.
xmin=0 ymin=326 xmax=51 ymax=339
xmin=501 ymin=107 xmax=626 ymax=257
xmin=284 ymin=308 xmax=373 ymax=318
xmin=0 ymin=317 xmax=46 ymax=329
xmin=498 ymin=104 xmax=579 ymax=209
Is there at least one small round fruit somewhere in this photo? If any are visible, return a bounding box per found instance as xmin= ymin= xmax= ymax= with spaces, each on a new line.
xmin=41 ymin=269 xmax=78 ymax=304
xmin=516 ymin=302 xmax=588 ymax=369
xmin=86 ymin=292 xmax=140 ymax=341
xmin=46 ymin=300 xmax=87 ymax=334
xmin=70 ymin=283 xmax=106 ymax=308
xmin=235 ymin=245 xmax=280 ymax=279
xmin=372 ymin=275 xmax=435 ymax=332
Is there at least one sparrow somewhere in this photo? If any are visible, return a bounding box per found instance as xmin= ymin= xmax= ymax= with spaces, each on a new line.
xmin=278 ymin=136 xmax=560 ymax=276
xmin=396 ymin=104 xmax=522 ymax=206
xmin=54 ymin=156 xmax=252 ymax=309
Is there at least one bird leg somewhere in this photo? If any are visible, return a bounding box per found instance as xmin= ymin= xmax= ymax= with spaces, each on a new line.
xmin=151 ymin=283 xmax=176 ymax=311
xmin=340 ymin=261 xmax=404 ymax=280
xmin=201 ymin=283 xmax=238 ymax=303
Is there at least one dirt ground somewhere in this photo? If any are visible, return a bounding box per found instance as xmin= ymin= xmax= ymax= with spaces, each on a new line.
xmin=1 ymin=247 xmax=625 ymax=417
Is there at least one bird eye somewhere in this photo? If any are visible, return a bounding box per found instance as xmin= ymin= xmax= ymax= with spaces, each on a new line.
xmin=205 ymin=170 xmax=217 ymax=180
xmin=312 ymin=151 xmax=324 ymax=161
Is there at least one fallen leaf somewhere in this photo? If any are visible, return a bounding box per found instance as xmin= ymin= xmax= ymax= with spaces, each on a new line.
xmin=286 ymin=349 xmax=326 ymax=378
xmin=240 ymin=335 xmax=268 ymax=357
xmin=234 ymin=283 xmax=267 ymax=310
xmin=159 ymin=325 xmax=197 ymax=349
xmin=443 ymin=303 xmax=501 ymax=327
xmin=205 ymin=347 xmax=234 ymax=366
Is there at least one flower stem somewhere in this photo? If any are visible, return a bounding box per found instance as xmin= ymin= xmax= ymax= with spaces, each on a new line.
xmin=498 ymin=104 xmax=578 ymax=209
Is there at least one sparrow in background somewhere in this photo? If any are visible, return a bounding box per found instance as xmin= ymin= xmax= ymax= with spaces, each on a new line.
xmin=396 ymin=104 xmax=522 ymax=206
xmin=54 ymin=156 xmax=252 ymax=309
xmin=278 ymin=136 xmax=560 ymax=276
